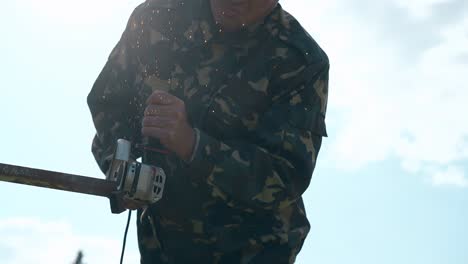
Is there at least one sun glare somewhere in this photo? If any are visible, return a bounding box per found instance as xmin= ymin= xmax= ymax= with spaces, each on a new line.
xmin=20 ymin=0 xmax=135 ymax=26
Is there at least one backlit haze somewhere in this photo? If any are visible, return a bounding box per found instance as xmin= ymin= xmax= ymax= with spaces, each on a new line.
xmin=1 ymin=0 xmax=467 ymax=263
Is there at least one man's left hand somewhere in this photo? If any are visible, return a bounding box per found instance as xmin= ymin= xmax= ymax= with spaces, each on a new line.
xmin=142 ymin=90 xmax=195 ymax=162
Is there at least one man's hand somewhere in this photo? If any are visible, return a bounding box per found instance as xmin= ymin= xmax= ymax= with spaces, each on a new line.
xmin=142 ymin=90 xmax=195 ymax=162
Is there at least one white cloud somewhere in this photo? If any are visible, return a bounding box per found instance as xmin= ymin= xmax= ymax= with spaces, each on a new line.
xmin=394 ymin=0 xmax=451 ymax=19
xmin=0 ymin=217 xmax=140 ymax=264
xmin=431 ymin=166 xmax=468 ymax=187
xmin=285 ymin=0 xmax=468 ymax=187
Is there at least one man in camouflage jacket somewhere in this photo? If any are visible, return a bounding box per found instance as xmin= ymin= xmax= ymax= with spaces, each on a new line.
xmin=87 ymin=0 xmax=329 ymax=263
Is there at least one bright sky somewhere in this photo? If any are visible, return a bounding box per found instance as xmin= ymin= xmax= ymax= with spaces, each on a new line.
xmin=1 ymin=0 xmax=467 ymax=263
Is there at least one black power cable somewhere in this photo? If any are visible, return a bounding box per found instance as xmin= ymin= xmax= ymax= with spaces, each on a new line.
xmin=120 ymin=210 xmax=132 ymax=264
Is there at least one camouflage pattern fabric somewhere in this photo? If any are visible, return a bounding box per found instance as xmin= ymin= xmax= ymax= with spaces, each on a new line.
xmin=87 ymin=0 xmax=329 ymax=263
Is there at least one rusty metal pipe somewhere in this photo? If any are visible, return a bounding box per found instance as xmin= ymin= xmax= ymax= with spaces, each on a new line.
xmin=0 ymin=162 xmax=116 ymax=198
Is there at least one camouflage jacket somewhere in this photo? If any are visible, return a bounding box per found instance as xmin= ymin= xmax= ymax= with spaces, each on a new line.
xmin=87 ymin=0 xmax=329 ymax=263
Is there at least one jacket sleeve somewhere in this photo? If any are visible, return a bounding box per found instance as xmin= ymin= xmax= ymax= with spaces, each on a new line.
xmin=187 ymin=62 xmax=329 ymax=211
xmin=87 ymin=9 xmax=142 ymax=174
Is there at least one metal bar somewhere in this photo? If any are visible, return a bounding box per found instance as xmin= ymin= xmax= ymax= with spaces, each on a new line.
xmin=0 ymin=163 xmax=116 ymax=198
